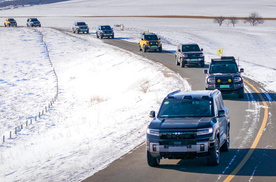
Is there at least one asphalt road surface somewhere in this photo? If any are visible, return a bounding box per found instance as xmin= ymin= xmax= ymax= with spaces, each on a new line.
xmin=83 ymin=37 xmax=276 ymax=182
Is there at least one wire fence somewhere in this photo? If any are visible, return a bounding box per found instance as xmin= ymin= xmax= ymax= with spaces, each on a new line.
xmin=1 ymin=29 xmax=58 ymax=143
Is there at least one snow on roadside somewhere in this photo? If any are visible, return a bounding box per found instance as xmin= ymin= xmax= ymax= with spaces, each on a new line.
xmin=0 ymin=27 xmax=190 ymax=181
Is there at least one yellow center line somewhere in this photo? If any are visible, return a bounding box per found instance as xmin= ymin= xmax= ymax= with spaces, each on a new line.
xmin=224 ymin=79 xmax=269 ymax=182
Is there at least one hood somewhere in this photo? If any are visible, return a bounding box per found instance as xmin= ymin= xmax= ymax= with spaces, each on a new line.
xmin=149 ymin=117 xmax=214 ymax=129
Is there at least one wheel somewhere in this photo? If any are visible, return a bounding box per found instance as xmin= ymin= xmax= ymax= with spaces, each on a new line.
xmin=142 ymin=46 xmax=147 ymax=52
xmin=100 ymin=35 xmax=103 ymax=39
xmin=221 ymin=126 xmax=230 ymax=152
xmin=8 ymin=24 xmax=11 ymax=27
xmin=139 ymin=45 xmax=142 ymax=51
xmin=147 ymin=151 xmax=160 ymax=167
xmin=96 ymin=33 xmax=99 ymax=38
xmin=180 ymin=59 xmax=186 ymax=68
xmin=200 ymin=61 xmax=205 ymax=67
xmin=176 ymin=57 xmax=180 ymax=66
xmin=77 ymin=29 xmax=80 ymax=34
xmin=238 ymin=88 xmax=244 ymax=98
xmin=4 ymin=23 xmax=6 ymax=27
xmin=207 ymin=136 xmax=220 ymax=166
xmin=87 ymin=30 xmax=89 ymax=34
xmin=159 ymin=47 xmax=162 ymax=52
xmin=111 ymin=35 xmax=114 ymax=39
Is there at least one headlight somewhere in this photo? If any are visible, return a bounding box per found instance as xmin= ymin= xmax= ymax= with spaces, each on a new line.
xmin=199 ymin=53 xmax=204 ymax=57
xmin=234 ymin=77 xmax=242 ymax=82
xmin=145 ymin=41 xmax=150 ymax=45
xmin=207 ymin=77 xmax=215 ymax=84
xmin=147 ymin=129 xmax=160 ymax=136
xmin=182 ymin=54 xmax=188 ymax=58
xmin=197 ymin=128 xmax=213 ymax=135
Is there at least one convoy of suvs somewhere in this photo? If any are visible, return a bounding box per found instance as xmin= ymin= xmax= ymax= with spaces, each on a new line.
xmin=2 ymin=17 xmax=245 ymax=167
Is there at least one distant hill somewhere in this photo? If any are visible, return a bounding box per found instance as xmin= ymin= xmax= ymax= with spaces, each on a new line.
xmin=0 ymin=0 xmax=68 ymax=8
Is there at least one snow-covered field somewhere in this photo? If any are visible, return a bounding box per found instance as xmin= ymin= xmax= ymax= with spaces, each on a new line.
xmin=0 ymin=0 xmax=276 ymax=181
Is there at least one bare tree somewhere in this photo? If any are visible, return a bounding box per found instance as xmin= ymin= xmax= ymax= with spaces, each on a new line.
xmin=214 ymin=16 xmax=225 ymax=26
xmin=228 ymin=17 xmax=238 ymax=27
xmin=244 ymin=12 xmax=264 ymax=26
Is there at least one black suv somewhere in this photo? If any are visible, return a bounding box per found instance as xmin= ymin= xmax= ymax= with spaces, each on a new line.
xmin=204 ymin=56 xmax=244 ymax=98
xmin=147 ymin=90 xmax=230 ymax=166
xmin=72 ymin=22 xmax=89 ymax=34
xmin=175 ymin=43 xmax=205 ymax=67
xmin=96 ymin=25 xmax=114 ymax=39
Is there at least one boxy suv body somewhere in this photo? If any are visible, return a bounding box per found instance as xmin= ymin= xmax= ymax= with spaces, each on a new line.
xmin=26 ymin=18 xmax=41 ymax=27
xmin=96 ymin=25 xmax=114 ymax=39
xmin=4 ymin=18 xmax=17 ymax=27
xmin=147 ymin=90 xmax=230 ymax=166
xmin=204 ymin=56 xmax=244 ymax=98
xmin=175 ymin=43 xmax=205 ymax=67
xmin=72 ymin=22 xmax=89 ymax=34
xmin=139 ymin=32 xmax=162 ymax=52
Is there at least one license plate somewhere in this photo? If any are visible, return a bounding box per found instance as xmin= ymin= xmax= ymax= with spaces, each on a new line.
xmin=220 ymin=85 xmax=230 ymax=89
xmin=191 ymin=59 xmax=198 ymax=61
xmin=151 ymin=46 xmax=157 ymax=48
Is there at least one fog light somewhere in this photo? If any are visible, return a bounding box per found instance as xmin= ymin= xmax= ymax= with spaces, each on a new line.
xmin=153 ymin=144 xmax=157 ymax=152
xmin=200 ymin=144 xmax=205 ymax=151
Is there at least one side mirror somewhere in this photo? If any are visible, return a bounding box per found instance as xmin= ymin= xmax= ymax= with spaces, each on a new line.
xmin=141 ymin=38 xmax=144 ymax=40
xmin=240 ymin=68 xmax=244 ymax=73
xmin=204 ymin=70 xmax=208 ymax=74
xmin=218 ymin=110 xmax=225 ymax=117
xmin=178 ymin=49 xmax=181 ymax=52
xmin=149 ymin=111 xmax=155 ymax=118
xmin=201 ymin=48 xmax=203 ymax=51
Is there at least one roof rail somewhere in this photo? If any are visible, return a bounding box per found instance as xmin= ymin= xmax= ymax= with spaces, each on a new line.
xmin=167 ymin=90 xmax=181 ymax=98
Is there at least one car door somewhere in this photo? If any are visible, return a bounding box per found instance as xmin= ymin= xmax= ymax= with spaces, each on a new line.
xmin=215 ymin=94 xmax=227 ymax=147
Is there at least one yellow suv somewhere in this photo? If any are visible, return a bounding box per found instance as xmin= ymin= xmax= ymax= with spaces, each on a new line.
xmin=4 ymin=18 xmax=17 ymax=27
xmin=139 ymin=32 xmax=162 ymax=52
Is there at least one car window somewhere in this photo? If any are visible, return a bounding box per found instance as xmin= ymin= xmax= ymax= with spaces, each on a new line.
xmin=101 ymin=26 xmax=111 ymax=30
xmin=182 ymin=45 xmax=200 ymax=52
xmin=209 ymin=62 xmax=238 ymax=74
xmin=144 ymin=35 xmax=158 ymax=40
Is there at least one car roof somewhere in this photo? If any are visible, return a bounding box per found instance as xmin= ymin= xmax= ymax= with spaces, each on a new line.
xmin=211 ymin=57 xmax=236 ymax=64
xmin=179 ymin=43 xmax=199 ymax=46
xmin=166 ymin=90 xmax=219 ymax=99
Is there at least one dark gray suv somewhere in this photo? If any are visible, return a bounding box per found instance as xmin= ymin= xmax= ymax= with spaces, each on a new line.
xmin=204 ymin=56 xmax=244 ymax=98
xmin=96 ymin=25 xmax=114 ymax=39
xmin=147 ymin=90 xmax=230 ymax=166
xmin=175 ymin=43 xmax=205 ymax=67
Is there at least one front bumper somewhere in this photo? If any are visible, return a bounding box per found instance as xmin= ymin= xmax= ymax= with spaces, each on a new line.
xmin=183 ymin=57 xmax=204 ymax=65
xmin=206 ymin=83 xmax=243 ymax=94
xmin=147 ymin=141 xmax=214 ymax=159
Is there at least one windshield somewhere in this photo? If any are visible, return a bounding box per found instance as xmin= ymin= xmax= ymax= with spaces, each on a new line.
xmin=209 ymin=62 xmax=238 ymax=74
xmin=144 ymin=35 xmax=158 ymax=40
xmin=101 ymin=26 xmax=112 ymax=30
xmin=31 ymin=18 xmax=38 ymax=21
xmin=158 ymin=99 xmax=213 ymax=118
xmin=9 ymin=18 xmax=15 ymax=21
xmin=182 ymin=45 xmax=200 ymax=52
xmin=77 ymin=22 xmax=86 ymax=26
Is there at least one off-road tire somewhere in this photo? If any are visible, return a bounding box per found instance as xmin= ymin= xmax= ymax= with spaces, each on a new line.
xmin=143 ymin=46 xmax=147 ymax=52
xmin=238 ymin=88 xmax=244 ymax=98
xmin=221 ymin=127 xmax=230 ymax=152
xmin=147 ymin=151 xmax=160 ymax=167
xmin=207 ymin=136 xmax=220 ymax=166
xmin=180 ymin=60 xmax=186 ymax=68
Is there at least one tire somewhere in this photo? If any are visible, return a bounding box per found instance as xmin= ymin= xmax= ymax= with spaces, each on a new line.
xmin=147 ymin=151 xmax=160 ymax=167
xmin=221 ymin=126 xmax=230 ymax=152
xmin=200 ymin=61 xmax=205 ymax=67
xmin=139 ymin=45 xmax=142 ymax=51
xmin=176 ymin=57 xmax=180 ymax=66
xmin=77 ymin=29 xmax=80 ymax=34
xmin=207 ymin=136 xmax=220 ymax=166
xmin=180 ymin=59 xmax=185 ymax=68
xmin=96 ymin=33 xmax=99 ymax=38
xmin=238 ymin=88 xmax=244 ymax=98
xmin=111 ymin=35 xmax=114 ymax=39
xmin=100 ymin=35 xmax=103 ymax=39
xmin=87 ymin=30 xmax=89 ymax=34
xmin=4 ymin=24 xmax=6 ymax=27
xmin=159 ymin=47 xmax=162 ymax=52
xmin=8 ymin=24 xmax=11 ymax=27
xmin=143 ymin=46 xmax=147 ymax=52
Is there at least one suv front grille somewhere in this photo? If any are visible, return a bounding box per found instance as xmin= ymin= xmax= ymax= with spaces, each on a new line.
xmin=160 ymin=132 xmax=196 ymax=139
